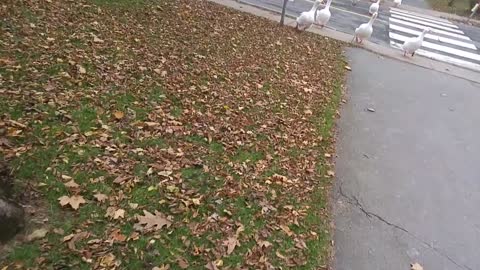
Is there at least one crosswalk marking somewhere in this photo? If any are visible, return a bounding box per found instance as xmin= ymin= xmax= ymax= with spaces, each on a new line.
xmin=389 ymin=18 xmax=471 ymax=41
xmin=390 ymin=7 xmax=451 ymax=23
xmin=390 ymin=33 xmax=480 ymax=60
xmin=390 ymin=14 xmax=465 ymax=33
xmin=390 ymin=10 xmax=459 ymax=28
xmin=391 ymin=41 xmax=480 ymax=71
xmin=389 ymin=24 xmax=476 ymax=50
xmin=388 ymin=8 xmax=480 ymax=71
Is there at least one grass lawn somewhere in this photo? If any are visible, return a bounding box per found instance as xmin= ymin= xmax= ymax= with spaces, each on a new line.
xmin=427 ymin=0 xmax=478 ymax=16
xmin=0 ymin=0 xmax=345 ymax=268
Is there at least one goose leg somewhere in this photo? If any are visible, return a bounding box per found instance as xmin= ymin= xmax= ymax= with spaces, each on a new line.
xmin=412 ymin=52 xmax=415 ymax=57
xmin=403 ymin=51 xmax=406 ymax=57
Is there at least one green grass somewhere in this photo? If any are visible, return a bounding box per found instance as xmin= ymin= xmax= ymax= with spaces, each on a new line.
xmin=0 ymin=0 xmax=345 ymax=268
xmin=427 ymin=0 xmax=478 ymax=16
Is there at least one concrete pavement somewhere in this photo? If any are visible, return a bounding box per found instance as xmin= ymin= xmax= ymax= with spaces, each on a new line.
xmin=334 ymin=47 xmax=480 ymax=270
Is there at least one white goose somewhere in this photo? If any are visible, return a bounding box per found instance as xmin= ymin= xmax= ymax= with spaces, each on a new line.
xmin=316 ymin=0 xmax=333 ymax=28
xmin=401 ymin=28 xmax=431 ymax=57
xmin=296 ymin=0 xmax=323 ymax=31
xmin=354 ymin=12 xmax=377 ymax=44
xmin=393 ymin=0 xmax=402 ymax=7
xmin=369 ymin=0 xmax=380 ymax=15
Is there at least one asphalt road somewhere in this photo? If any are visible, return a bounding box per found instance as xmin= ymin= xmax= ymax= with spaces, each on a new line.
xmin=240 ymin=0 xmax=480 ymax=70
xmin=335 ymin=47 xmax=480 ymax=270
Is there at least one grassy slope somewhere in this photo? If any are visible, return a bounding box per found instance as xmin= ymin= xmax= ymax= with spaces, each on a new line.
xmin=0 ymin=0 xmax=345 ymax=269
xmin=427 ymin=0 xmax=478 ymax=16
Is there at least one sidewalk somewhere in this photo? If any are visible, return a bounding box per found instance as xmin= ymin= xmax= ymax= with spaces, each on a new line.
xmin=335 ymin=47 xmax=480 ymax=270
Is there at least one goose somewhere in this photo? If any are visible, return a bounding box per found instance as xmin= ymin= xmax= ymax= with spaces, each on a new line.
xmin=316 ymin=0 xmax=333 ymax=28
xmin=369 ymin=0 xmax=380 ymax=15
xmin=296 ymin=0 xmax=323 ymax=31
xmin=401 ymin=28 xmax=431 ymax=57
xmin=353 ymin=12 xmax=377 ymax=44
xmin=393 ymin=0 xmax=402 ymax=7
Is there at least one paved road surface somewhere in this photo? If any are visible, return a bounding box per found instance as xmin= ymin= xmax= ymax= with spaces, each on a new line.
xmin=240 ymin=0 xmax=480 ymax=70
xmin=334 ymin=47 xmax=480 ymax=270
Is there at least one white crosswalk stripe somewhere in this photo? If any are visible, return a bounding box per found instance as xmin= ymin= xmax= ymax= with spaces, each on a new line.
xmin=388 ymin=8 xmax=480 ymax=71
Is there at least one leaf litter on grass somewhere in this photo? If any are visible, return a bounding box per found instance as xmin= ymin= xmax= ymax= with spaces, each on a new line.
xmin=0 ymin=0 xmax=345 ymax=268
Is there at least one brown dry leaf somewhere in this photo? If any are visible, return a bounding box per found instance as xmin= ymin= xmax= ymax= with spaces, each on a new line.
xmin=275 ymin=251 xmax=286 ymax=260
xmin=327 ymin=170 xmax=335 ymax=177
xmin=77 ymin=65 xmax=86 ymax=74
xmin=280 ymin=224 xmax=294 ymax=236
xmin=26 ymin=228 xmax=49 ymax=242
xmin=205 ymin=261 xmax=219 ymax=270
xmin=64 ymin=180 xmax=79 ymax=188
xmin=177 ymin=258 xmax=189 ymax=269
xmin=223 ymin=236 xmax=239 ymax=255
xmin=344 ymin=65 xmax=352 ymax=71
xmin=411 ymin=263 xmax=423 ymax=270
xmin=135 ymin=210 xmax=172 ymax=231
xmin=257 ymin=240 xmax=272 ymax=248
xmin=105 ymin=207 xmax=125 ymax=219
xmin=58 ymin=195 xmax=86 ymax=210
xmin=152 ymin=265 xmax=170 ymax=270
xmin=65 ymin=231 xmax=89 ymax=250
xmin=114 ymin=208 xmax=125 ymax=219
xmin=113 ymin=110 xmax=124 ymax=120
xmin=93 ymin=193 xmax=108 ymax=202
xmin=98 ymin=253 xmax=116 ymax=268
xmin=110 ymin=229 xmax=127 ymax=242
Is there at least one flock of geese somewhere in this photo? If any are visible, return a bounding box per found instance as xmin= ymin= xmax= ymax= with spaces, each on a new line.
xmin=295 ymin=0 xmax=430 ymax=57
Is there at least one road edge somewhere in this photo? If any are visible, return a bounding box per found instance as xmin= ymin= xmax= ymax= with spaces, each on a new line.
xmin=209 ymin=0 xmax=480 ymax=84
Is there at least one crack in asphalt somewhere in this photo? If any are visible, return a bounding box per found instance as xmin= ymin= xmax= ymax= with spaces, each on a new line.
xmin=337 ymin=182 xmax=473 ymax=270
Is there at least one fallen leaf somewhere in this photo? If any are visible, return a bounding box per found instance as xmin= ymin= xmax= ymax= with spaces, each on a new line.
xmin=93 ymin=35 xmax=104 ymax=43
xmin=275 ymin=251 xmax=286 ymax=260
xmin=93 ymin=193 xmax=108 ymax=202
xmin=344 ymin=65 xmax=352 ymax=71
xmin=223 ymin=236 xmax=239 ymax=255
xmin=152 ymin=265 xmax=170 ymax=270
xmin=177 ymin=258 xmax=189 ymax=269
xmin=411 ymin=263 xmax=423 ymax=270
xmin=27 ymin=228 xmax=48 ymax=242
xmin=113 ymin=110 xmax=124 ymax=120
xmin=280 ymin=224 xmax=294 ymax=236
xmin=327 ymin=170 xmax=335 ymax=177
xmin=64 ymin=180 xmax=79 ymax=188
xmin=113 ymin=208 xmax=125 ymax=219
xmin=135 ymin=210 xmax=172 ymax=231
xmin=66 ymin=231 xmax=89 ymax=250
xmin=205 ymin=261 xmax=219 ymax=270
xmin=110 ymin=229 xmax=127 ymax=242
xmin=58 ymin=195 xmax=86 ymax=210
xmin=77 ymin=65 xmax=86 ymax=74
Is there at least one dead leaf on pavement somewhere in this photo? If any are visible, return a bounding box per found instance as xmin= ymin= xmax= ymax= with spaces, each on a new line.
xmin=135 ymin=210 xmax=172 ymax=231
xmin=58 ymin=195 xmax=86 ymax=210
xmin=411 ymin=263 xmax=424 ymax=270
xmin=27 ymin=228 xmax=49 ymax=242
